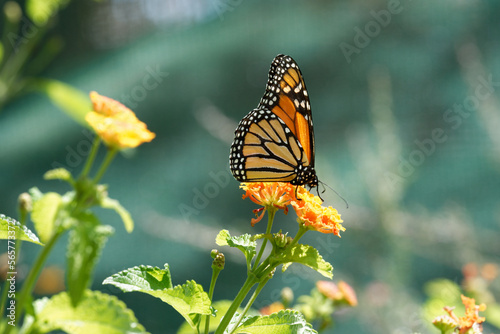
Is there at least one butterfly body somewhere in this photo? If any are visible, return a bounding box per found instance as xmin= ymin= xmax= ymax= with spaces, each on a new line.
xmin=230 ymin=54 xmax=318 ymax=188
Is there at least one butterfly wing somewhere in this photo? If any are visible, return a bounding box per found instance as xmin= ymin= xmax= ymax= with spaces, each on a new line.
xmin=259 ymin=54 xmax=315 ymax=166
xmin=230 ymin=107 xmax=311 ymax=183
xmin=230 ymin=54 xmax=318 ymax=186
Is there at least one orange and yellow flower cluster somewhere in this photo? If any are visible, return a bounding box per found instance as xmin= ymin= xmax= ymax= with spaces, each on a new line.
xmin=240 ymin=182 xmax=344 ymax=236
xmin=434 ymin=295 xmax=486 ymax=333
xmin=85 ymin=91 xmax=155 ymax=149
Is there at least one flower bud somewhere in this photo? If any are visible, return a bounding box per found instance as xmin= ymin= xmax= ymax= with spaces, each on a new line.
xmin=212 ymin=252 xmax=225 ymax=270
xmin=18 ymin=192 xmax=32 ymax=214
xmin=281 ymin=287 xmax=294 ymax=306
xmin=275 ymin=232 xmax=287 ymax=248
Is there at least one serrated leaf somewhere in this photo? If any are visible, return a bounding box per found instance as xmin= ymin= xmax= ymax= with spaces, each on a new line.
xmin=31 ymin=192 xmax=62 ymax=243
xmin=0 ymin=214 xmax=42 ymax=245
xmin=100 ymin=197 xmax=134 ymax=233
xmin=232 ymin=310 xmax=317 ymax=334
xmin=177 ymin=300 xmax=235 ymax=334
xmin=33 ymin=290 xmax=148 ymax=334
xmin=103 ymin=264 xmax=173 ymax=292
xmin=215 ymin=229 xmax=231 ymax=246
xmin=216 ymin=229 xmax=256 ymax=267
xmin=44 ymin=168 xmax=74 ymax=183
xmin=275 ymin=244 xmax=333 ymax=279
xmin=158 ymin=281 xmax=212 ymax=328
xmin=67 ymin=212 xmax=114 ymax=306
xmin=104 ymin=268 xmax=210 ymax=329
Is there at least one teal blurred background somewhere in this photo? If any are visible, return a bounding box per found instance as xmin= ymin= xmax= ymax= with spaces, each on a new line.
xmin=1 ymin=0 xmax=500 ymax=333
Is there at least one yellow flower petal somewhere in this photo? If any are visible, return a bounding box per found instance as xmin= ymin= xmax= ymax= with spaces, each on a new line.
xmin=86 ymin=92 xmax=155 ymax=149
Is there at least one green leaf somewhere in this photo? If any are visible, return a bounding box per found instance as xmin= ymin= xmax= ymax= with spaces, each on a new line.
xmin=44 ymin=167 xmax=74 ymax=183
xmin=33 ymin=290 xmax=148 ymax=334
xmin=29 ymin=187 xmax=44 ymax=202
xmin=104 ymin=266 xmax=210 ymax=329
xmin=67 ymin=212 xmax=114 ymax=306
xmin=0 ymin=214 xmax=42 ymax=245
xmin=31 ymin=192 xmax=62 ymax=243
xmin=177 ymin=300 xmax=234 ymax=334
xmin=432 ymin=315 xmax=458 ymax=334
xmin=485 ymin=302 xmax=500 ymax=328
xmin=275 ymin=244 xmax=333 ymax=279
xmin=216 ymin=229 xmax=256 ymax=267
xmin=33 ymin=78 xmax=90 ymax=125
xmin=159 ymin=280 xmax=212 ymax=328
xmin=100 ymin=197 xmax=134 ymax=233
xmin=26 ymin=0 xmax=70 ymax=26
xmin=103 ymin=264 xmax=173 ymax=292
xmin=422 ymin=279 xmax=462 ymax=323
xmin=232 ymin=310 xmax=317 ymax=334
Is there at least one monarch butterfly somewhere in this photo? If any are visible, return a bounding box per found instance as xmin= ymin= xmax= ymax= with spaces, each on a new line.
xmin=229 ymin=54 xmax=319 ymax=188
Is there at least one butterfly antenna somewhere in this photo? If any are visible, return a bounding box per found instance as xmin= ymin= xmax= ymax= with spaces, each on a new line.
xmin=319 ymin=181 xmax=349 ymax=209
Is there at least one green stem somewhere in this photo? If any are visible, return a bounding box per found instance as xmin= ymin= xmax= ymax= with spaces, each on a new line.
xmin=204 ymin=268 xmax=221 ymax=334
xmin=79 ymin=136 xmax=100 ymax=179
xmin=229 ymin=277 xmax=270 ymax=334
xmin=287 ymin=224 xmax=308 ymax=249
xmin=93 ymin=147 xmax=117 ymax=184
xmin=9 ymin=229 xmax=64 ymax=332
xmin=252 ymin=207 xmax=276 ymax=270
xmin=251 ymin=224 xmax=309 ymax=284
xmin=214 ymin=276 xmax=258 ymax=334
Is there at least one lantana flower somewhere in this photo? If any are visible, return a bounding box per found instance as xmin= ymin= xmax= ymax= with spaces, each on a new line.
xmin=259 ymin=301 xmax=285 ymax=316
xmin=457 ymin=295 xmax=486 ymax=331
xmin=85 ymin=91 xmax=155 ymax=149
xmin=291 ymin=186 xmax=344 ymax=236
xmin=433 ymin=295 xmax=486 ymax=334
xmin=240 ymin=182 xmax=295 ymax=226
xmin=241 ymin=182 xmax=345 ymax=236
xmin=316 ymin=280 xmax=358 ymax=307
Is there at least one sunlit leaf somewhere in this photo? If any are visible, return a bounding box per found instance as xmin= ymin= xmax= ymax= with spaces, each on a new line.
xmin=103 ymin=264 xmax=173 ymax=292
xmin=44 ymin=167 xmax=73 ymax=184
xmin=33 ymin=78 xmax=90 ymax=125
xmin=34 ymin=290 xmax=148 ymax=334
xmin=275 ymin=243 xmax=333 ymax=279
xmin=105 ymin=269 xmax=210 ymax=330
xmin=100 ymin=197 xmax=134 ymax=233
xmin=231 ymin=310 xmax=317 ymax=334
xmin=0 ymin=214 xmax=42 ymax=245
xmin=177 ymin=300 xmax=235 ymax=334
xmin=216 ymin=229 xmax=256 ymax=266
xmin=31 ymin=192 xmax=62 ymax=243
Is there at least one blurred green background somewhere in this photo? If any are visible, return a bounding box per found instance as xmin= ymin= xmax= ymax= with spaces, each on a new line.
xmin=1 ymin=0 xmax=500 ymax=333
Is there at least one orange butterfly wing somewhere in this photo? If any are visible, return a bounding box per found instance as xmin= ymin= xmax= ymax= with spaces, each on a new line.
xmin=259 ymin=55 xmax=314 ymax=165
xmin=230 ymin=54 xmax=318 ymax=187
